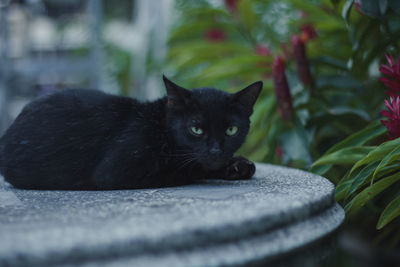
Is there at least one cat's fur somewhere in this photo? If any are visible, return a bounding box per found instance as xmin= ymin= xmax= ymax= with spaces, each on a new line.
xmin=0 ymin=76 xmax=262 ymax=190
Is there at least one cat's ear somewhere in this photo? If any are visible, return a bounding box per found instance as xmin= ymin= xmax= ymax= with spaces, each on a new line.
xmin=163 ymin=75 xmax=191 ymax=109
xmin=232 ymin=81 xmax=263 ymax=115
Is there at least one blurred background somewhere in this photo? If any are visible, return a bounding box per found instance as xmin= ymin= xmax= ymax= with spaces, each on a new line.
xmin=1 ymin=0 xmax=400 ymax=266
xmin=0 ymin=0 xmax=173 ymax=131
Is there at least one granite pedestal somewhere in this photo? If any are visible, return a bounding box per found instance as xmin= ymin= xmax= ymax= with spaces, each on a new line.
xmin=0 ymin=163 xmax=344 ymax=266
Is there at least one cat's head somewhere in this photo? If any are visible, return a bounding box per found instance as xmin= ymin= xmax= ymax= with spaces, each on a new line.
xmin=163 ymin=76 xmax=262 ymax=170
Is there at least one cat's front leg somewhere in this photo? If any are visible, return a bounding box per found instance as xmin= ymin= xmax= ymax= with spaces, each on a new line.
xmin=208 ymin=156 xmax=256 ymax=180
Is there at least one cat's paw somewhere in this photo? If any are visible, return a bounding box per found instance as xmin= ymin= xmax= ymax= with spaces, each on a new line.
xmin=223 ymin=156 xmax=255 ymax=180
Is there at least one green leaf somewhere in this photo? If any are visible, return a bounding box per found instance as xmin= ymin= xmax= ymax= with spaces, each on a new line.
xmin=327 ymin=107 xmax=370 ymax=121
xmin=190 ymin=55 xmax=271 ymax=84
xmin=335 ymin=160 xmax=393 ymax=201
xmin=313 ymin=56 xmax=348 ymax=71
xmin=349 ymin=138 xmax=400 ymax=175
xmin=181 ymin=7 xmax=230 ymax=20
xmin=377 ymin=194 xmax=400 ymax=229
xmin=288 ymin=0 xmax=339 ymax=20
xmin=372 ymin=145 xmax=400 ymax=183
xmin=312 ymin=146 xmax=375 ymax=167
xmin=238 ymin=0 xmax=257 ymax=33
xmin=250 ymin=95 xmax=275 ymax=126
xmin=279 ymin=129 xmax=312 ymax=165
xmin=342 ymin=0 xmax=354 ymax=22
xmin=377 ymin=162 xmax=400 ymax=178
xmin=346 ymin=161 xmax=380 ymax=197
xmin=169 ymin=21 xmax=235 ymax=43
xmin=325 ymin=121 xmax=385 ymax=155
xmin=168 ymin=42 xmax=252 ymax=62
xmin=311 ymin=164 xmax=333 ymax=176
xmin=316 ymin=74 xmax=363 ymax=90
xmin=345 ymin=172 xmax=400 ymax=216
xmin=341 ymin=163 xmax=400 ymax=201
xmin=335 ymin=179 xmax=353 ymax=201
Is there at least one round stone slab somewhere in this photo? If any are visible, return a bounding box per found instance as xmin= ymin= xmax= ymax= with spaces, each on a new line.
xmin=0 ymin=163 xmax=344 ymax=266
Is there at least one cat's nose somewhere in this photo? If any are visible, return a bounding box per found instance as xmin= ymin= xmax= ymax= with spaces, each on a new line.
xmin=209 ymin=143 xmax=221 ymax=155
xmin=210 ymin=147 xmax=221 ymax=154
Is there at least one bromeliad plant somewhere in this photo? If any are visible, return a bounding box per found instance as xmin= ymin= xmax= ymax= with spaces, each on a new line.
xmin=312 ymin=54 xmax=400 ymax=244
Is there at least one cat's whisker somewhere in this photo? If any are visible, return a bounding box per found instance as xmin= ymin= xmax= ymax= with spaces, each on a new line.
xmin=175 ymin=156 xmax=198 ymax=171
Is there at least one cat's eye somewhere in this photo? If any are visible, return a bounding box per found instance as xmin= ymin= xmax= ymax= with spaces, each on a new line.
xmin=226 ymin=126 xmax=238 ymax=136
xmin=190 ymin=126 xmax=203 ymax=136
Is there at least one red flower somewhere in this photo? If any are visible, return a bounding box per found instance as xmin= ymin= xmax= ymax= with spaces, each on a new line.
xmin=255 ymin=43 xmax=271 ymax=56
xmin=379 ymin=54 xmax=400 ymax=97
xmin=291 ymin=35 xmax=313 ymax=86
xmin=205 ymin=29 xmax=225 ymax=42
xmin=381 ymin=97 xmax=400 ymax=139
xmin=300 ymin=24 xmax=317 ymax=42
xmin=273 ymin=56 xmax=293 ymax=121
xmin=224 ymin=0 xmax=239 ymax=13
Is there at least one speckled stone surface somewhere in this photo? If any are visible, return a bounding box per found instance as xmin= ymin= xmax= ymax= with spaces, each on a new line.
xmin=0 ymin=163 xmax=344 ymax=266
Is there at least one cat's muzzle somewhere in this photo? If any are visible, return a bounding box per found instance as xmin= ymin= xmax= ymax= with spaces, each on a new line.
xmin=200 ymin=157 xmax=228 ymax=170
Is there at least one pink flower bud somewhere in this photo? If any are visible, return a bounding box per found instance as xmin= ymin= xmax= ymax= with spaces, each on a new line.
xmin=291 ymin=35 xmax=313 ymax=86
xmin=273 ymin=56 xmax=293 ymax=121
xmin=205 ymin=29 xmax=225 ymax=42
xmin=255 ymin=43 xmax=271 ymax=56
xmin=224 ymin=0 xmax=239 ymax=13
xmin=299 ymin=24 xmax=317 ymax=42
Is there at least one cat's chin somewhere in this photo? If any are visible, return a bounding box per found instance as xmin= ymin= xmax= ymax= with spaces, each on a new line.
xmin=201 ymin=160 xmax=227 ymax=171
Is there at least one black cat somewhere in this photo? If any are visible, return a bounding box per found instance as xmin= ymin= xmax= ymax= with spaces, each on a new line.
xmin=0 ymin=76 xmax=262 ymax=190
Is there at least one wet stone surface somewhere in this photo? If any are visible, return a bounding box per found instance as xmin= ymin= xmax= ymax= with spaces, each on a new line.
xmin=0 ymin=163 xmax=344 ymax=266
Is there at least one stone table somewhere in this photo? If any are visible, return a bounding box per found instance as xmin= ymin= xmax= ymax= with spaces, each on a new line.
xmin=0 ymin=163 xmax=344 ymax=266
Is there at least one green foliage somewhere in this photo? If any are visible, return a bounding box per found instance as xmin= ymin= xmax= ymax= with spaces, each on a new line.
xmin=312 ymin=120 xmax=400 ymax=242
xmin=168 ymin=0 xmax=394 ymax=164
xmin=168 ymin=0 xmax=400 ymax=247
xmin=378 ymin=194 xmax=400 ymax=229
xmin=345 ymin=172 xmax=400 ymax=215
xmin=313 ymin=146 xmax=375 ymax=166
